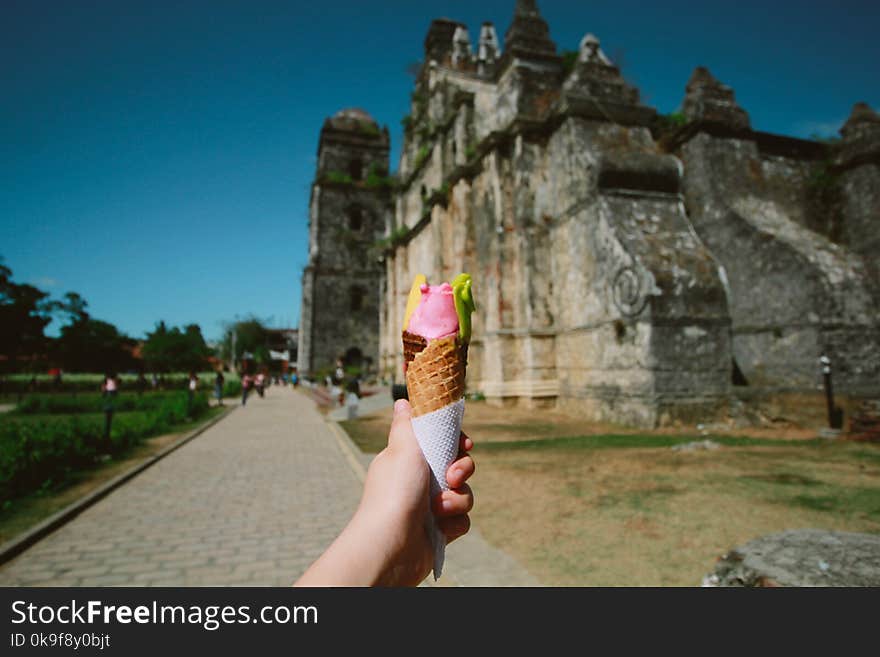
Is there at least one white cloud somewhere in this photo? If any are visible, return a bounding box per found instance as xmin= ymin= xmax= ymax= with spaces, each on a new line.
xmin=31 ymin=276 xmax=58 ymax=288
xmin=793 ymin=118 xmax=845 ymax=139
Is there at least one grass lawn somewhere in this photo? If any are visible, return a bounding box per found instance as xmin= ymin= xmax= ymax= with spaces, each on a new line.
xmin=339 ymin=401 xmax=880 ymax=586
xmin=0 ymin=406 xmax=225 ymax=545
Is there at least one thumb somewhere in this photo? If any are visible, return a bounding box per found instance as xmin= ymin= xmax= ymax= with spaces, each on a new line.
xmin=388 ymin=399 xmax=417 ymax=450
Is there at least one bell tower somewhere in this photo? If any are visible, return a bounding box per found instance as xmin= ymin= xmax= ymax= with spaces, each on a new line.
xmin=297 ymin=108 xmax=391 ymax=378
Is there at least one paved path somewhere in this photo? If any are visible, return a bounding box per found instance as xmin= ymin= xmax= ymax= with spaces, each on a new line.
xmin=0 ymin=388 xmax=538 ymax=586
xmin=327 ymin=385 xmax=394 ymax=422
xmin=0 ymin=390 xmax=362 ymax=586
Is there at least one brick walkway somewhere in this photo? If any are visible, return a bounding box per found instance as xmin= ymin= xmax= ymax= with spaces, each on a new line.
xmin=0 ymin=389 xmax=362 ymax=586
xmin=0 ymin=387 xmax=539 ymax=587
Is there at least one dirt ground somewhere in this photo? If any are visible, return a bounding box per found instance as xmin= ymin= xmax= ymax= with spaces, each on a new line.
xmin=339 ymin=400 xmax=880 ymax=586
xmin=340 ymin=397 xmax=822 ymax=454
xmin=473 ymin=440 xmax=880 ymax=586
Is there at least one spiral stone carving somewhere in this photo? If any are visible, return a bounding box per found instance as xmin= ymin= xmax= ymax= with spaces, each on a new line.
xmin=612 ymin=266 xmax=647 ymax=317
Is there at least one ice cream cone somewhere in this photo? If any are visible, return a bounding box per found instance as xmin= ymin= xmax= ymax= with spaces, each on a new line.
xmin=399 ymin=273 xmax=475 ymax=580
xmin=402 ymin=330 xmax=428 ymax=367
xmin=405 ymin=334 xmax=467 ymax=416
xmin=404 ymin=333 xmax=468 ymax=579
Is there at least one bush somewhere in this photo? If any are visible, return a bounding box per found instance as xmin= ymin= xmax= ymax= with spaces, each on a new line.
xmin=13 ymin=392 xmax=185 ymax=415
xmin=0 ymin=373 xmax=221 ymax=396
xmin=373 ymin=225 xmax=412 ymax=250
xmin=365 ymin=171 xmax=394 ymax=190
xmin=325 ymin=171 xmax=354 ymax=184
xmin=358 ymin=120 xmax=380 ymax=136
xmin=223 ymin=380 xmax=242 ymax=397
xmin=652 ymin=112 xmax=690 ymax=143
xmin=0 ymin=392 xmax=210 ymax=500
xmin=414 ymin=145 xmax=431 ymax=170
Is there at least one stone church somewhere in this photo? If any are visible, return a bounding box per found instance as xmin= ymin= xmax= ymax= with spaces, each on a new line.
xmin=299 ymin=0 xmax=879 ymax=426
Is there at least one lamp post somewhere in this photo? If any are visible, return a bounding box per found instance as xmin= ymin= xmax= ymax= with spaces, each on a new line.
xmin=230 ymin=329 xmax=237 ymax=372
xmin=819 ymin=354 xmax=843 ymax=430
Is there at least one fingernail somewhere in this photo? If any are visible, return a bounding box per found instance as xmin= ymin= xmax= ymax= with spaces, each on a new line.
xmin=441 ymin=499 xmax=454 ymax=512
xmin=393 ymin=399 xmax=408 ymax=415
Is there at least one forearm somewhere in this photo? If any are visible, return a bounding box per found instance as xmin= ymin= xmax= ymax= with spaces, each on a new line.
xmin=293 ymin=514 xmax=396 ymax=587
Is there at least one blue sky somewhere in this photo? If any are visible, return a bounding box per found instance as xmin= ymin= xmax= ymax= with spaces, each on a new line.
xmin=2 ymin=0 xmax=877 ymax=341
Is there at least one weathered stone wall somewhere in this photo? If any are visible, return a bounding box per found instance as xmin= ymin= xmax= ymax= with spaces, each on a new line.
xmin=677 ymin=130 xmax=879 ymax=390
xmin=836 ymin=103 xmax=880 ymax=292
xmin=544 ymin=119 xmax=730 ymax=425
xmin=839 ymin=163 xmax=880 ymax=256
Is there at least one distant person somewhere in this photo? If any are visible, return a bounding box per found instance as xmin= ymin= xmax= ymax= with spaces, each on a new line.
xmin=187 ymin=372 xmax=198 ymax=417
xmin=345 ymin=376 xmax=361 ymax=420
xmin=256 ymin=372 xmax=265 ymax=398
xmin=52 ymin=368 xmax=63 ymax=390
xmin=332 ymin=359 xmax=346 ymax=406
xmin=136 ymin=371 xmax=147 ymax=397
xmin=346 ymin=375 xmax=361 ymax=399
xmin=214 ymin=371 xmax=225 ymax=407
xmin=241 ymin=374 xmax=252 ymax=406
xmin=101 ymin=372 xmax=119 ymax=396
xmin=101 ymin=373 xmax=119 ymax=440
xmin=28 ymin=375 xmax=37 ymax=392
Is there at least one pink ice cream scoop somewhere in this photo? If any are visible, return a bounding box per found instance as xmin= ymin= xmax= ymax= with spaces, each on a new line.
xmin=407 ymin=283 xmax=459 ymax=340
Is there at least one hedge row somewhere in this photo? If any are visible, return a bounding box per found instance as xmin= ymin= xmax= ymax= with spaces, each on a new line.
xmin=0 ymin=392 xmax=210 ymax=501
xmin=0 ymin=375 xmax=237 ymax=396
xmin=13 ymin=392 xmax=188 ymax=415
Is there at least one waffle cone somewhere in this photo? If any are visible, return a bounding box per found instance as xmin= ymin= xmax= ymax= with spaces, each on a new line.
xmin=405 ymin=334 xmax=467 ymax=416
xmin=402 ymin=330 xmax=428 ymax=365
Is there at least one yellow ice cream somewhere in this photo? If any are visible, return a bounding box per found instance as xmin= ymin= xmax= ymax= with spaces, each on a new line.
xmin=402 ymin=274 xmax=427 ymax=332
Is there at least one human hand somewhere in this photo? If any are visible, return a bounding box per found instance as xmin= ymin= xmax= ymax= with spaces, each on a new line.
xmin=294 ymin=399 xmax=474 ymax=587
xmin=356 ymin=398 xmax=475 ymax=586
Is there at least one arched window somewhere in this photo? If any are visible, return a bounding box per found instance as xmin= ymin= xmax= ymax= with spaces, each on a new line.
xmin=350 ymin=285 xmax=365 ymax=312
xmin=343 ymin=347 xmax=363 ymax=368
xmin=347 ymin=207 xmax=363 ymax=231
xmin=349 ymin=158 xmax=363 ymax=181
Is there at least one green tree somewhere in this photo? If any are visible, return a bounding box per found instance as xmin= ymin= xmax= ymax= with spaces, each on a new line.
xmin=0 ymin=259 xmax=55 ymax=371
xmin=220 ymin=316 xmax=271 ymax=369
xmin=53 ymin=317 xmax=137 ymax=373
xmin=142 ymin=321 xmax=210 ymax=373
xmin=56 ymin=291 xmax=89 ymax=324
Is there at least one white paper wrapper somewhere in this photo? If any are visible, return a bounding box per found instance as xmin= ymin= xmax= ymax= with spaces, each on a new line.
xmin=410 ymin=398 xmax=465 ymax=579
